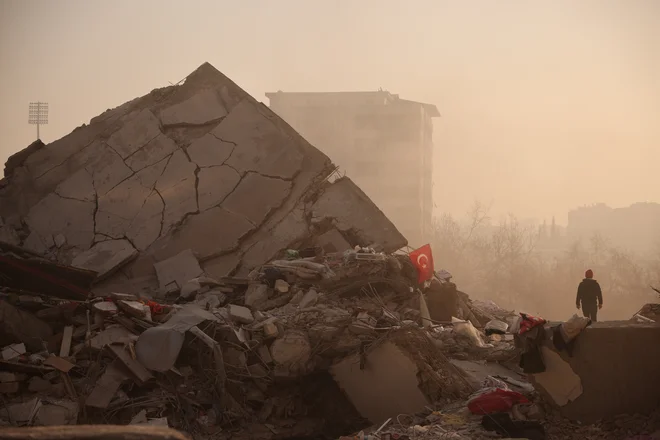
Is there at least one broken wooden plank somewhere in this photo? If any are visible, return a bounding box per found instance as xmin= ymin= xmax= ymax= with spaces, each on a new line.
xmin=107 ymin=344 xmax=153 ymax=385
xmin=85 ymin=360 xmax=129 ymax=409
xmin=44 ymin=356 xmax=75 ymax=373
xmin=0 ymin=360 xmax=54 ymax=374
xmin=59 ymin=326 xmax=73 ymax=357
xmin=60 ymin=372 xmax=77 ymax=400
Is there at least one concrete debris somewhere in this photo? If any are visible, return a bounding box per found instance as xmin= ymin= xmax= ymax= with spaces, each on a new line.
xmin=274 ymin=279 xmax=290 ymax=293
xmin=228 ymin=304 xmax=254 ymax=324
xmin=244 ymin=283 xmax=269 ymax=309
xmin=153 ymin=249 xmax=204 ymax=295
xmin=2 ymin=343 xmax=26 ymax=361
xmin=71 ymin=239 xmax=138 ymax=281
xmin=0 ymin=61 xmax=656 ymax=440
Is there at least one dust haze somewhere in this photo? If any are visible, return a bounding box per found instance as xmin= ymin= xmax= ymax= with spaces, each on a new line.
xmin=1 ymin=0 xmax=659 ymax=319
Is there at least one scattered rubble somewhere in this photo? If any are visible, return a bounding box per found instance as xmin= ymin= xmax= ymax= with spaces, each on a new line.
xmin=0 ymin=62 xmax=658 ymax=440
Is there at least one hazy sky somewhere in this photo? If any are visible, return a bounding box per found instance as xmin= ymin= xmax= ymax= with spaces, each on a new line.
xmin=1 ymin=0 xmax=658 ymax=224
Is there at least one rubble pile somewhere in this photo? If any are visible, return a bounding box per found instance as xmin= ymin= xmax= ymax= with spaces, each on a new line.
xmin=0 ymin=61 xmax=658 ymax=440
xmin=0 ymin=244 xmax=504 ymax=438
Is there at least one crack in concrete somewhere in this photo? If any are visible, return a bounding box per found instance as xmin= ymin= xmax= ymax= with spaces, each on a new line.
xmin=210 ymin=134 xmax=237 ymax=147
xmin=52 ymin=190 xmax=92 ymax=203
xmin=231 ymin=166 xmax=335 ymax=274
xmin=121 ymin=131 xmax=167 ymax=168
xmin=161 ymin=115 xmax=227 ymax=131
xmin=180 ymin=144 xmax=201 ymax=213
xmin=153 ymin=188 xmax=166 ymax=238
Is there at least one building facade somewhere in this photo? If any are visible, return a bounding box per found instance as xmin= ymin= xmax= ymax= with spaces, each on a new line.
xmin=266 ymin=91 xmax=439 ymax=247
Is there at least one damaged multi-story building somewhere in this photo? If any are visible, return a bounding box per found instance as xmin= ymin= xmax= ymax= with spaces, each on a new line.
xmin=266 ymin=91 xmax=439 ymax=247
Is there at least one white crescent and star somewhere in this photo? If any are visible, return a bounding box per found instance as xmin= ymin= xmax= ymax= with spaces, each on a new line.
xmin=417 ymin=253 xmax=429 ymax=269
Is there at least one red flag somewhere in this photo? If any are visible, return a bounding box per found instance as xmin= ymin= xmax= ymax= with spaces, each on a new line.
xmin=409 ymin=244 xmax=435 ymax=283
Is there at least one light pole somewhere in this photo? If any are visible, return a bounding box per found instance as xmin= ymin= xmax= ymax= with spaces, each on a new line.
xmin=28 ymin=102 xmax=49 ymax=140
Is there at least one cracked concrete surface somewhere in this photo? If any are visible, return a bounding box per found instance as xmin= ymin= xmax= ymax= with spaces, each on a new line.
xmin=0 ymin=62 xmax=407 ymax=294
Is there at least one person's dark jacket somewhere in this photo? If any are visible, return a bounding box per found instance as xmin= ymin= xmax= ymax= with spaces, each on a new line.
xmin=576 ymin=278 xmax=603 ymax=308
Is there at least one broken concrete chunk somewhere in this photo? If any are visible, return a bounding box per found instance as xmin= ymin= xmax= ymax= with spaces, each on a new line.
xmin=270 ymin=330 xmax=311 ymax=371
xmin=0 ymin=302 xmax=53 ymax=352
xmin=299 ymin=289 xmax=319 ymax=309
xmin=244 ymin=284 xmax=269 ymax=309
xmin=71 ymin=239 xmax=138 ymax=280
xmin=0 ymin=397 xmax=41 ymax=424
xmin=28 ymin=377 xmax=52 ymax=393
xmin=263 ymin=322 xmax=279 ymax=339
xmin=153 ymin=249 xmax=203 ymax=294
xmin=93 ymin=301 xmax=118 ymax=314
xmin=2 ymin=343 xmax=26 ymax=361
xmin=0 ymin=223 xmax=21 ymax=246
xmin=180 ymin=279 xmax=202 ymax=300
xmin=227 ymin=304 xmax=254 ymax=324
xmin=274 ymin=279 xmax=290 ymax=293
xmin=108 ymin=292 xmax=138 ymax=302
xmin=34 ymin=399 xmax=79 ymax=426
xmin=89 ymin=325 xmax=137 ymax=350
xmin=116 ymin=300 xmax=151 ymax=321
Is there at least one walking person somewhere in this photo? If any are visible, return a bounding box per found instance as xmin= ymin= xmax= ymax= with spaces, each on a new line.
xmin=576 ymin=269 xmax=603 ymax=322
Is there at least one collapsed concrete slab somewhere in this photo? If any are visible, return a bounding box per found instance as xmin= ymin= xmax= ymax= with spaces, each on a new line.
xmin=0 ymin=62 xmax=406 ymax=294
xmin=531 ymin=322 xmax=660 ymax=423
xmin=330 ymin=328 xmax=472 ymax=425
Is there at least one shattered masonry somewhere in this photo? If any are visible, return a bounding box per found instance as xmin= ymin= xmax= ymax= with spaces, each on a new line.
xmin=1 ymin=62 xmax=659 ymax=440
xmin=0 ymin=62 xmax=407 ymax=296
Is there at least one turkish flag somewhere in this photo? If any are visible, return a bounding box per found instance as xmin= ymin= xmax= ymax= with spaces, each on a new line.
xmin=409 ymin=244 xmax=435 ymax=283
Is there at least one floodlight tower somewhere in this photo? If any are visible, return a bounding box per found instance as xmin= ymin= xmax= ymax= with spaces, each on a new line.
xmin=28 ymin=102 xmax=49 ymax=140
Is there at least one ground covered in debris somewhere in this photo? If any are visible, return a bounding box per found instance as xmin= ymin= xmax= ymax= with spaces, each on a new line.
xmin=1 ymin=62 xmax=659 ymax=440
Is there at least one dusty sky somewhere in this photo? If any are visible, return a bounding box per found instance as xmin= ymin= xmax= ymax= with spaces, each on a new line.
xmin=1 ymin=0 xmax=658 ymax=224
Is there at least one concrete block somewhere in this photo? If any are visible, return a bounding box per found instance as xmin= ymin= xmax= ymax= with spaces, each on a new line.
xmin=159 ymin=88 xmax=228 ymax=126
xmin=244 ymin=284 xmax=269 ymax=309
xmin=153 ymin=249 xmax=203 ymax=293
xmin=330 ymin=341 xmax=430 ymax=424
xmin=274 ymin=279 xmax=290 ymax=293
xmin=227 ymin=304 xmax=254 ymax=324
xmin=299 ymin=289 xmax=319 ymax=308
xmin=263 ymin=322 xmax=279 ymax=339
xmin=71 ymin=239 xmax=138 ymax=280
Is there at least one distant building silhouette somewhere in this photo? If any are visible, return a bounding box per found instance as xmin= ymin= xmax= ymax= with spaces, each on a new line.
xmin=265 ymin=90 xmax=440 ymax=247
xmin=567 ymin=202 xmax=660 ymax=253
